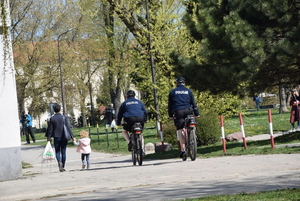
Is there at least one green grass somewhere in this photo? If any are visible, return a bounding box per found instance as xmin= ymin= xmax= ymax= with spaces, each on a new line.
xmin=22 ymin=161 xmax=32 ymax=169
xmin=182 ymin=188 xmax=300 ymax=201
xmin=223 ymin=108 xmax=291 ymax=136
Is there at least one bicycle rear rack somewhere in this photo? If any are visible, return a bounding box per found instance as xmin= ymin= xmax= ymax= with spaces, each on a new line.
xmin=132 ymin=122 xmax=143 ymax=134
xmin=186 ymin=115 xmax=197 ymax=127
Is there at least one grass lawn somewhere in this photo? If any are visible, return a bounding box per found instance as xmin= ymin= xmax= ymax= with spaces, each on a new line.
xmin=182 ymin=188 xmax=300 ymax=201
xmin=223 ymin=108 xmax=291 ymax=136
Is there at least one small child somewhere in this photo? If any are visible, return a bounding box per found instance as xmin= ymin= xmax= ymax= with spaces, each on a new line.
xmin=73 ymin=130 xmax=91 ymax=170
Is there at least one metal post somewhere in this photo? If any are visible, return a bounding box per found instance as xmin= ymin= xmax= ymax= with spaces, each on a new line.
xmin=57 ymin=28 xmax=75 ymax=115
xmin=145 ymin=0 xmax=160 ymax=132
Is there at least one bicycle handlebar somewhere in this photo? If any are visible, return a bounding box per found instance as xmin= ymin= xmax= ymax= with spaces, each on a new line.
xmin=169 ymin=115 xmax=200 ymax=120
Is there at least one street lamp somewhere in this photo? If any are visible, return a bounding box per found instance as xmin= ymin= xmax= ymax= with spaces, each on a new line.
xmin=74 ymin=52 xmax=95 ymax=126
xmin=57 ymin=28 xmax=75 ymax=115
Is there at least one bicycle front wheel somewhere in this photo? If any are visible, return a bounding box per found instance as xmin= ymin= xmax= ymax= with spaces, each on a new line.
xmin=189 ymin=128 xmax=197 ymax=161
xmin=136 ymin=136 xmax=143 ymax=166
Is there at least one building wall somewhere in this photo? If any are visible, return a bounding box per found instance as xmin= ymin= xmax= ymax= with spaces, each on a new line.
xmin=0 ymin=0 xmax=23 ymax=181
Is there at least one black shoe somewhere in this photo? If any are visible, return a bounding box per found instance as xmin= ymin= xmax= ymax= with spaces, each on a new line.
xmin=58 ymin=162 xmax=64 ymax=172
xmin=180 ymin=151 xmax=187 ymax=161
xmin=179 ymin=151 xmax=186 ymax=158
xmin=128 ymin=141 xmax=132 ymax=151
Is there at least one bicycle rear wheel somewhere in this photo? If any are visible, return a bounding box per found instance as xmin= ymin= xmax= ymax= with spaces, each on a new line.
xmin=131 ymin=135 xmax=137 ymax=165
xmin=136 ymin=136 xmax=143 ymax=166
xmin=182 ymin=129 xmax=188 ymax=161
xmin=188 ymin=128 xmax=197 ymax=161
xmin=132 ymin=151 xmax=137 ymax=165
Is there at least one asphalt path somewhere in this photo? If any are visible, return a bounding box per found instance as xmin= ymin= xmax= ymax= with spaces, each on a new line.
xmin=1 ymin=137 xmax=300 ymax=201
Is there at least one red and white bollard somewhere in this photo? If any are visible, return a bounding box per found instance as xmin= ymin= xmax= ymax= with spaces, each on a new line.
xmin=239 ymin=113 xmax=248 ymax=150
xmin=219 ymin=115 xmax=226 ymax=153
xmin=268 ymin=109 xmax=275 ymax=149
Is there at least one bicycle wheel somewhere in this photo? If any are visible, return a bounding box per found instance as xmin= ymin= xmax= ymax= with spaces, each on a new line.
xmin=182 ymin=130 xmax=188 ymax=161
xmin=132 ymin=150 xmax=137 ymax=165
xmin=131 ymin=135 xmax=137 ymax=165
xmin=136 ymin=135 xmax=143 ymax=166
xmin=188 ymin=128 xmax=197 ymax=161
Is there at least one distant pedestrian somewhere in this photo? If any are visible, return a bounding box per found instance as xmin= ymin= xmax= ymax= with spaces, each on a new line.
xmin=73 ymin=130 xmax=91 ymax=170
xmin=46 ymin=103 xmax=76 ymax=172
xmin=105 ymin=103 xmax=116 ymax=132
xmin=289 ymin=89 xmax=300 ymax=132
xmin=253 ymin=95 xmax=262 ymax=111
xmin=20 ymin=111 xmax=36 ymax=144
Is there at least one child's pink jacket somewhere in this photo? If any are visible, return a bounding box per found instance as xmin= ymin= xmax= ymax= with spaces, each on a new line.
xmin=74 ymin=138 xmax=91 ymax=154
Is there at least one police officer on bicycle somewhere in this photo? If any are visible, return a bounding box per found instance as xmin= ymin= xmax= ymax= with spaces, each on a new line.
xmin=168 ymin=76 xmax=200 ymax=158
xmin=117 ymin=90 xmax=148 ymax=151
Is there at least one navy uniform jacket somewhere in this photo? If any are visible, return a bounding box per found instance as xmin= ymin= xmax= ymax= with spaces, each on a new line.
xmin=117 ymin=97 xmax=148 ymax=125
xmin=46 ymin=113 xmax=73 ymax=138
xmin=168 ymin=85 xmax=199 ymax=117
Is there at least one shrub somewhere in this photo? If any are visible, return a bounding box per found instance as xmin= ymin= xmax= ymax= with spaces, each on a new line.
xmin=197 ymin=110 xmax=220 ymax=146
xmin=195 ymin=91 xmax=244 ymax=118
xmin=162 ymin=110 xmax=221 ymax=147
xmin=162 ymin=121 xmax=178 ymax=147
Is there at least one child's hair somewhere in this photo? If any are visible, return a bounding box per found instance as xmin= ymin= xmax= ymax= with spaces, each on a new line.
xmin=80 ymin=130 xmax=89 ymax=138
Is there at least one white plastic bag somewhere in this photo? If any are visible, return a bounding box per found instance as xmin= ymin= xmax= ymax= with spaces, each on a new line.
xmin=43 ymin=141 xmax=55 ymax=160
xmin=110 ymin=119 xmax=116 ymax=128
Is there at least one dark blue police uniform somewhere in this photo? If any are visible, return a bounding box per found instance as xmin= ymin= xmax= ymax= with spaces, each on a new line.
xmin=117 ymin=97 xmax=148 ymax=131
xmin=168 ymin=85 xmax=199 ymax=129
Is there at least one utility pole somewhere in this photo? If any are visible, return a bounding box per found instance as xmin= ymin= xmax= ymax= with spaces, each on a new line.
xmin=146 ymin=0 xmax=164 ymax=151
xmin=57 ymin=28 xmax=75 ymax=115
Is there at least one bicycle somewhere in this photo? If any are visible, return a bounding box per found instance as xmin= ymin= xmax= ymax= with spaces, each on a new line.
xmin=129 ymin=122 xmax=144 ymax=166
xmin=182 ymin=115 xmax=197 ymax=161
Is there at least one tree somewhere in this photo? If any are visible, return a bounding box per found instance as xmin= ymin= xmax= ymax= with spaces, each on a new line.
xmin=107 ymin=0 xmax=197 ymax=122
xmin=11 ymin=0 xmax=80 ymax=119
xmin=177 ymin=0 xmax=300 ymax=112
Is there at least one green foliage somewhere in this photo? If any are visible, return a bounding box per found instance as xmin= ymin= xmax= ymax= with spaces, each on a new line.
xmin=158 ymin=111 xmax=220 ymax=147
xmin=195 ymin=91 xmax=244 ymax=118
xmin=161 ymin=121 xmax=178 ymax=147
xmin=194 ymin=90 xmax=245 ymax=145
xmin=178 ymin=0 xmax=300 ymax=97
xmin=197 ymin=110 xmax=220 ymax=145
xmin=107 ymin=0 xmax=199 ymax=123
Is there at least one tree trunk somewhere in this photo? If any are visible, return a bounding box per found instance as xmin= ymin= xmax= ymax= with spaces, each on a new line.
xmin=279 ymin=83 xmax=288 ymax=113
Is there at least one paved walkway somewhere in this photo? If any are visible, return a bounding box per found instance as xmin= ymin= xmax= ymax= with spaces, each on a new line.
xmin=1 ymin=134 xmax=300 ymax=201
